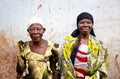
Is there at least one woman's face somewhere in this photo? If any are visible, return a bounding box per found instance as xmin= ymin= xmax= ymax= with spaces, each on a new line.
xmin=28 ymin=23 xmax=45 ymax=42
xmin=78 ymin=19 xmax=93 ymax=36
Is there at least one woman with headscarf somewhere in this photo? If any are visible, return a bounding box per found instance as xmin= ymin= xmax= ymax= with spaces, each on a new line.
xmin=16 ymin=16 xmax=60 ymax=79
xmin=62 ymin=12 xmax=109 ymax=79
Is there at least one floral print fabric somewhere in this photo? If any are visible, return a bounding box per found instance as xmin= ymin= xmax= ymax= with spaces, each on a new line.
xmin=62 ymin=35 xmax=109 ymax=79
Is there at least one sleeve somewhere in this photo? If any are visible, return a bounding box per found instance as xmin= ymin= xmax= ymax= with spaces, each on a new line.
xmin=86 ymin=38 xmax=109 ymax=79
xmin=98 ymin=44 xmax=109 ymax=79
xmin=89 ymin=41 xmax=109 ymax=79
xmin=62 ymin=35 xmax=77 ymax=79
xmin=49 ymin=43 xmax=61 ymax=79
xmin=87 ymin=47 xmax=109 ymax=79
xmin=16 ymin=41 xmax=25 ymax=74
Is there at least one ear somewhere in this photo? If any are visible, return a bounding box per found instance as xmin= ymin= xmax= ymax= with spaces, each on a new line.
xmin=27 ymin=29 xmax=29 ymax=32
xmin=43 ymin=28 xmax=46 ymax=33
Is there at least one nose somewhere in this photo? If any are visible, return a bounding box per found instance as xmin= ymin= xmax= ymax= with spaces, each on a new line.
xmin=83 ymin=22 xmax=88 ymax=26
xmin=35 ymin=29 xmax=38 ymax=33
xmin=32 ymin=29 xmax=38 ymax=33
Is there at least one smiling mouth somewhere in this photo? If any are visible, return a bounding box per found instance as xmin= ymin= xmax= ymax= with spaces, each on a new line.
xmin=82 ymin=29 xmax=89 ymax=31
xmin=32 ymin=34 xmax=41 ymax=37
xmin=32 ymin=35 xmax=40 ymax=37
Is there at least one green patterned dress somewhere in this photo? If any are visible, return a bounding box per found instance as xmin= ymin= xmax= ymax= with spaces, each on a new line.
xmin=17 ymin=41 xmax=60 ymax=79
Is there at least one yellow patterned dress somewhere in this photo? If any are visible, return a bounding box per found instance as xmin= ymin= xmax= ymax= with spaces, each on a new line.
xmin=62 ymin=35 xmax=109 ymax=79
xmin=17 ymin=41 xmax=60 ymax=79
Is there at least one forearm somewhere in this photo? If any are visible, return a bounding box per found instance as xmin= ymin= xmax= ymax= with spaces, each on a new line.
xmin=52 ymin=71 xmax=61 ymax=79
xmin=17 ymin=73 xmax=22 ymax=79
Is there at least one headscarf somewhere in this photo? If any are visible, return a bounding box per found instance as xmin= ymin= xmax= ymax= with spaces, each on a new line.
xmin=71 ymin=12 xmax=96 ymax=37
xmin=27 ymin=16 xmax=45 ymax=29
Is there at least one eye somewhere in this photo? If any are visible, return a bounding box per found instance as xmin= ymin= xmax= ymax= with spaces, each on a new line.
xmin=29 ymin=28 xmax=34 ymax=31
xmin=79 ymin=21 xmax=84 ymax=24
xmin=87 ymin=21 xmax=92 ymax=24
xmin=37 ymin=28 xmax=42 ymax=30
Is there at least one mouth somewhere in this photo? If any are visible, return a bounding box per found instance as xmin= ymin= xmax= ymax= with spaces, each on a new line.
xmin=32 ymin=33 xmax=41 ymax=37
xmin=82 ymin=29 xmax=89 ymax=32
xmin=32 ymin=35 xmax=40 ymax=37
xmin=81 ymin=26 xmax=90 ymax=32
xmin=31 ymin=34 xmax=41 ymax=40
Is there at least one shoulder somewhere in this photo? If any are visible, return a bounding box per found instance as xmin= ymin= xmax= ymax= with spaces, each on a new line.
xmin=89 ymin=35 xmax=107 ymax=49
xmin=90 ymin=35 xmax=102 ymax=44
xmin=18 ymin=40 xmax=29 ymax=50
xmin=47 ymin=41 xmax=60 ymax=57
xmin=47 ymin=40 xmax=59 ymax=49
xmin=65 ymin=35 xmax=77 ymax=40
xmin=18 ymin=40 xmax=29 ymax=45
xmin=64 ymin=35 xmax=78 ymax=44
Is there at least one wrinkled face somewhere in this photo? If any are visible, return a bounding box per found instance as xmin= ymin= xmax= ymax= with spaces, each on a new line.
xmin=78 ymin=19 xmax=93 ymax=36
xmin=28 ymin=23 xmax=45 ymax=42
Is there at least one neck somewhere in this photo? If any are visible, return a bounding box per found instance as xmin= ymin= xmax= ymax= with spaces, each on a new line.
xmin=32 ymin=39 xmax=44 ymax=46
xmin=80 ymin=34 xmax=89 ymax=39
xmin=79 ymin=34 xmax=89 ymax=45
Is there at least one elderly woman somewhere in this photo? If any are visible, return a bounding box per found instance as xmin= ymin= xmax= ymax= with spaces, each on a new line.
xmin=62 ymin=12 xmax=109 ymax=79
xmin=16 ymin=16 xmax=60 ymax=79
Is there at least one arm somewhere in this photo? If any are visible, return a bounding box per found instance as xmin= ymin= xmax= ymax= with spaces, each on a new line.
xmin=17 ymin=74 xmax=22 ymax=79
xmin=16 ymin=41 xmax=26 ymax=79
xmin=87 ymin=40 xmax=109 ymax=79
xmin=98 ymin=46 xmax=109 ymax=79
xmin=49 ymin=43 xmax=61 ymax=79
xmin=62 ymin=35 xmax=77 ymax=79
